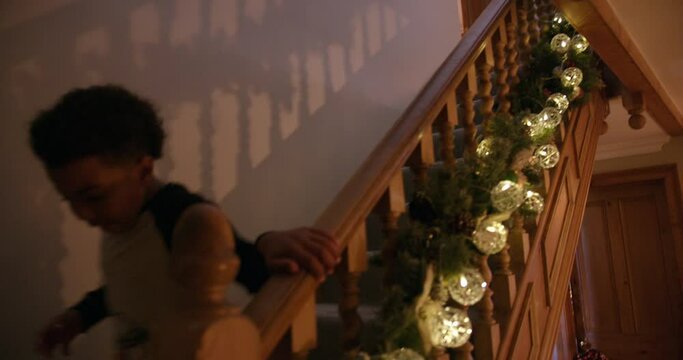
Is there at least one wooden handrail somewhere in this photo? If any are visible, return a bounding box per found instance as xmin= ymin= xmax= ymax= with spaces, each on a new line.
xmin=243 ymin=0 xmax=513 ymax=358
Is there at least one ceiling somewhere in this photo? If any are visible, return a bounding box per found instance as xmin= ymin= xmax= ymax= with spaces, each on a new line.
xmin=595 ymin=0 xmax=683 ymax=159
xmin=604 ymin=0 xmax=683 ymax=117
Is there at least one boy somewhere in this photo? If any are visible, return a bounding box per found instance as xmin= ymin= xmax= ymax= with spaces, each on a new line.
xmin=31 ymin=85 xmax=340 ymax=358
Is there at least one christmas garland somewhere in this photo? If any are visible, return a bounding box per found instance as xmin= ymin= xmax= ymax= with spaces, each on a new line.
xmin=364 ymin=13 xmax=604 ymax=359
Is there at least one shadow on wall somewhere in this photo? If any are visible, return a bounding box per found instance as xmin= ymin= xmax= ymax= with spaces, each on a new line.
xmin=1 ymin=0 xmax=460 ymax=358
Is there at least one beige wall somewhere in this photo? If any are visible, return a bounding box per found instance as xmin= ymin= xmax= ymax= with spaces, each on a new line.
xmin=594 ymin=135 xmax=683 ymax=194
xmin=0 ymin=1 xmax=462 ymax=358
xmin=604 ymin=0 xmax=683 ymax=115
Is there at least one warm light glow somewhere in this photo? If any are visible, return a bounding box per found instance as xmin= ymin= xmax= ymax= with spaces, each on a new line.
xmin=472 ymin=219 xmax=508 ymax=254
xmin=447 ymin=268 xmax=488 ymax=306
xmin=561 ymin=67 xmax=583 ymax=88
xmin=534 ymin=144 xmax=560 ymax=169
xmin=490 ymin=180 xmax=524 ymax=212
xmin=523 ymin=190 xmax=545 ymax=213
xmin=427 ymin=305 xmax=473 ymax=348
xmin=476 ymin=138 xmax=495 ymax=158
xmin=570 ymin=34 xmax=589 ymax=54
xmin=539 ymin=107 xmax=562 ymax=129
xmin=522 ymin=113 xmax=546 ymax=140
xmin=546 ymin=93 xmax=569 ymax=113
xmin=550 ymin=33 xmax=571 ymax=54
xmin=522 ymin=114 xmax=537 ymax=127
xmin=552 ymin=13 xmax=566 ymax=27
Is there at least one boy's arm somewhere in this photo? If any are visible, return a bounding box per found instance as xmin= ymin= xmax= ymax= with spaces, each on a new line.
xmin=36 ymin=287 xmax=109 ymax=357
xmin=70 ymin=286 xmax=110 ymax=331
xmin=232 ymin=231 xmax=269 ymax=293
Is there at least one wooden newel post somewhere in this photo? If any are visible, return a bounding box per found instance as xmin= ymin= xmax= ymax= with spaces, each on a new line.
xmin=154 ymin=222 xmax=260 ymax=360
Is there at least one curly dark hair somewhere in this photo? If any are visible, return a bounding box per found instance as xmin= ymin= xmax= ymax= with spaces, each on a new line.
xmin=29 ymin=85 xmax=165 ymax=168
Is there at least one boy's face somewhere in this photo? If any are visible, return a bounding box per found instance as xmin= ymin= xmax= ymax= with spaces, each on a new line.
xmin=47 ymin=155 xmax=154 ymax=234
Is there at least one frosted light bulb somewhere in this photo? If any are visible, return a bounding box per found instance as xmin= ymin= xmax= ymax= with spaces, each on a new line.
xmin=550 ymin=34 xmax=571 ymax=54
xmin=522 ymin=190 xmax=545 ymax=213
xmin=570 ymin=34 xmax=589 ymax=54
xmin=476 ymin=138 xmax=495 ymax=158
xmin=446 ymin=268 xmax=487 ymax=306
xmin=490 ymin=180 xmax=524 ymax=212
xmin=552 ymin=13 xmax=566 ymax=28
xmin=561 ymin=67 xmax=583 ymax=88
xmin=538 ymin=107 xmax=563 ymax=129
xmin=472 ymin=219 xmax=508 ymax=254
xmin=546 ymin=93 xmax=569 ymax=113
xmin=427 ymin=305 xmax=472 ymax=348
xmin=534 ymin=144 xmax=560 ymax=169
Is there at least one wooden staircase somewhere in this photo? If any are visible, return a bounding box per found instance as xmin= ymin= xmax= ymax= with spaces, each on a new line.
xmin=238 ymin=0 xmax=611 ymax=358
xmin=150 ymin=0 xmax=683 ymax=358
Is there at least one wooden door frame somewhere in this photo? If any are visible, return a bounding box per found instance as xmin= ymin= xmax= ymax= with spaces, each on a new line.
xmin=570 ymin=164 xmax=683 ymax=353
xmin=589 ymin=164 xmax=683 ymax=291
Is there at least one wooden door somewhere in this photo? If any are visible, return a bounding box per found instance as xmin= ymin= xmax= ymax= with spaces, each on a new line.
xmin=574 ymin=166 xmax=683 ymax=359
xmin=552 ymin=286 xmax=578 ymax=360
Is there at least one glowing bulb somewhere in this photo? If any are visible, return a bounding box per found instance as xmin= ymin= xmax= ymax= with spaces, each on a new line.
xmin=552 ymin=13 xmax=566 ymax=28
xmin=427 ymin=305 xmax=472 ymax=348
xmin=522 ymin=190 xmax=545 ymax=213
xmin=546 ymin=93 xmax=569 ymax=113
xmin=520 ymin=113 xmax=542 ymax=140
xmin=491 ymin=180 xmax=524 ymax=212
xmin=447 ymin=268 xmax=487 ymax=306
xmin=570 ymin=34 xmax=589 ymax=54
xmin=522 ymin=114 xmax=537 ymax=127
xmin=538 ymin=107 xmax=563 ymax=129
xmin=561 ymin=67 xmax=583 ymax=88
xmin=472 ymin=219 xmax=508 ymax=254
xmin=534 ymin=144 xmax=560 ymax=169
xmin=476 ymin=138 xmax=495 ymax=158
xmin=550 ymin=34 xmax=571 ymax=54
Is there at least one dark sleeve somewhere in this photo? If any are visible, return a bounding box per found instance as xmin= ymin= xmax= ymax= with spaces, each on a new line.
xmin=145 ymin=183 xmax=271 ymax=293
xmin=233 ymin=230 xmax=270 ymax=293
xmin=70 ymin=287 xmax=109 ymax=331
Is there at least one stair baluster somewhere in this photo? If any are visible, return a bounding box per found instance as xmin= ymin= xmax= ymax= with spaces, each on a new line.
xmin=506 ymin=8 xmax=520 ymax=100
xmin=517 ymin=0 xmax=532 ymax=62
xmin=459 ymin=69 xmax=478 ymax=154
xmin=527 ymin=0 xmax=541 ymax=46
xmin=472 ymin=254 xmax=501 ymax=360
xmin=439 ymin=96 xmax=459 ymax=170
xmin=508 ymin=213 xmax=531 ymax=284
xmin=494 ymin=19 xmax=511 ymax=115
xmin=453 ymin=324 xmax=474 ymax=360
xmin=376 ymin=172 xmax=407 ymax=287
xmin=338 ymin=225 xmax=368 ymax=359
xmin=291 ymin=296 xmax=317 ymax=359
xmin=409 ymin=124 xmax=436 ymax=188
xmin=538 ymin=0 xmax=554 ymax=33
xmin=477 ymin=39 xmax=495 ymax=124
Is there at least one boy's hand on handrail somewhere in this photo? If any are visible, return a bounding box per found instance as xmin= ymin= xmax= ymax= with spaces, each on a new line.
xmin=256 ymin=227 xmax=341 ymax=283
xmin=35 ymin=309 xmax=83 ymax=358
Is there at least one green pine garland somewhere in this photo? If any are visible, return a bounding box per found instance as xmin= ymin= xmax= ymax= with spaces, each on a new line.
xmin=366 ymin=12 xmax=604 ymax=358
